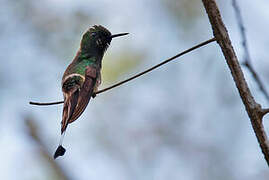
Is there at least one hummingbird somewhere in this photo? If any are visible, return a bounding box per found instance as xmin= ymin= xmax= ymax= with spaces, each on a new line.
xmin=54 ymin=25 xmax=128 ymax=159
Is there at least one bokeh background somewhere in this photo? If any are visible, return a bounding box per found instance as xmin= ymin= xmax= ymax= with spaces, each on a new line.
xmin=1 ymin=0 xmax=269 ymax=179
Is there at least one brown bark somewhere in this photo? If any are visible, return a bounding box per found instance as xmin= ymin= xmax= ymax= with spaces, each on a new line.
xmin=202 ymin=0 xmax=269 ymax=166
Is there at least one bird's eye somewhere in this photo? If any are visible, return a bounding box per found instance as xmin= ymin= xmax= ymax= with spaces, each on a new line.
xmin=91 ymin=32 xmax=97 ymax=37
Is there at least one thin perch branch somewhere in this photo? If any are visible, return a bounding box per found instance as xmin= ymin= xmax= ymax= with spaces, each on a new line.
xmin=29 ymin=37 xmax=216 ymax=106
xmin=29 ymin=101 xmax=64 ymax=106
xmin=202 ymin=0 xmax=269 ymax=166
xmin=232 ymin=0 xmax=269 ymax=101
xmin=96 ymin=38 xmax=216 ymax=94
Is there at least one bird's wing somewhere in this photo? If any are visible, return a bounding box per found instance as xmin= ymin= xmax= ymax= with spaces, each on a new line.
xmin=61 ymin=79 xmax=81 ymax=134
xmin=68 ymin=66 xmax=97 ymax=123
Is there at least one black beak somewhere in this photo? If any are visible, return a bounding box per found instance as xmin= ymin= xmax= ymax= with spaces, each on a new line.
xmin=110 ymin=33 xmax=129 ymax=38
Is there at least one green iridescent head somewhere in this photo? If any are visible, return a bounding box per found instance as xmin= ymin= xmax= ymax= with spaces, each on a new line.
xmin=80 ymin=25 xmax=128 ymax=54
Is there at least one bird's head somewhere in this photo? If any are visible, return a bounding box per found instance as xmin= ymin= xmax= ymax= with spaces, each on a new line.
xmin=80 ymin=25 xmax=128 ymax=55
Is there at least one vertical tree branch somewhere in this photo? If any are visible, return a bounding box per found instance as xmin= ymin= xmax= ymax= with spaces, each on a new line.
xmin=201 ymin=0 xmax=269 ymax=166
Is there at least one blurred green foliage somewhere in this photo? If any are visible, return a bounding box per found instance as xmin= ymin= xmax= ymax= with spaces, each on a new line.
xmin=161 ymin=0 xmax=204 ymax=26
xmin=102 ymin=51 xmax=145 ymax=83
